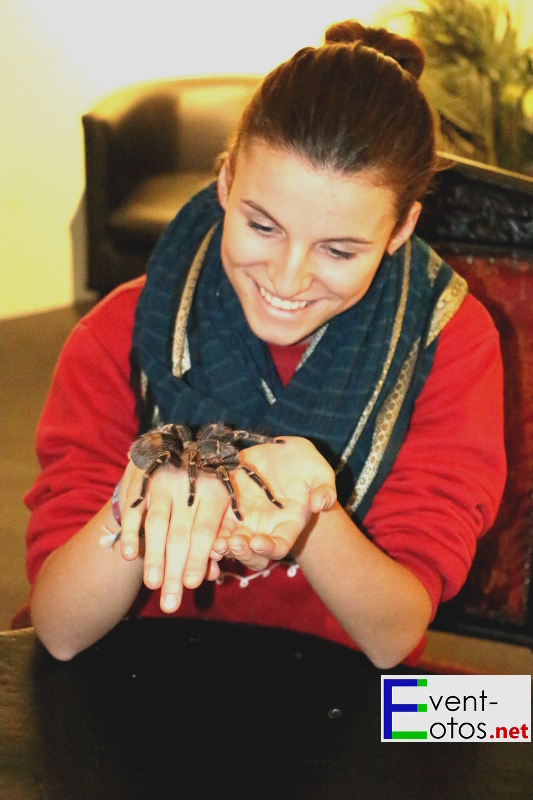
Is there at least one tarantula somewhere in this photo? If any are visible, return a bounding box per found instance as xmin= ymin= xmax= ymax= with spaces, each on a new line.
xmin=128 ymin=423 xmax=284 ymax=521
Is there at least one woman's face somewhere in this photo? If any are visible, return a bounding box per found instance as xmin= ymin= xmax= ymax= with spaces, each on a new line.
xmin=218 ymin=139 xmax=420 ymax=346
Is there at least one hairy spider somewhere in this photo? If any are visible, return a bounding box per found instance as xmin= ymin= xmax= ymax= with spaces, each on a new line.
xmin=128 ymin=423 xmax=284 ymax=521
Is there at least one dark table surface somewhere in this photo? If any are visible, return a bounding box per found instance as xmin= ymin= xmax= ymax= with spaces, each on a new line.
xmin=0 ymin=619 xmax=531 ymax=800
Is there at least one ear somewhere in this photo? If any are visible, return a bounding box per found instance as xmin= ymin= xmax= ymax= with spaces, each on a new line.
xmin=386 ymin=202 xmax=422 ymax=255
xmin=217 ymin=151 xmax=233 ymax=210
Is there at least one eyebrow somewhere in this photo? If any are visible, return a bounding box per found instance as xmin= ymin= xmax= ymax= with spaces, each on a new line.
xmin=242 ymin=200 xmax=373 ymax=246
xmin=243 ymin=200 xmax=283 ymax=228
xmin=322 ymin=236 xmax=373 ymax=246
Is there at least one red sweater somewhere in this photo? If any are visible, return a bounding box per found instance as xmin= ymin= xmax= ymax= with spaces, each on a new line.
xmin=24 ymin=278 xmax=506 ymax=655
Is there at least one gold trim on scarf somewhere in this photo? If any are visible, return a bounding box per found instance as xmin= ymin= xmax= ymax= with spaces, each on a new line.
xmin=426 ymin=271 xmax=468 ymax=346
xmin=426 ymin=247 xmax=443 ymax=285
xmin=346 ymin=339 xmax=420 ymax=511
xmin=172 ymin=224 xmax=218 ymax=377
xmin=335 ymin=238 xmax=412 ymax=475
xmin=345 ymin=266 xmax=468 ymax=513
xmin=295 ymin=323 xmax=328 ymax=371
xmin=261 ymin=379 xmax=277 ymax=406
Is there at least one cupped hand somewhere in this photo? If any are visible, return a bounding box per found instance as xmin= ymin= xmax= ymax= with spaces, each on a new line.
xmin=118 ymin=460 xmax=231 ymax=613
xmin=211 ymin=436 xmax=336 ymax=571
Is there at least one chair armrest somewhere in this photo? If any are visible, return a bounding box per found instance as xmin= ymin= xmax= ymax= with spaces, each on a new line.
xmin=417 ymin=152 xmax=533 ymax=255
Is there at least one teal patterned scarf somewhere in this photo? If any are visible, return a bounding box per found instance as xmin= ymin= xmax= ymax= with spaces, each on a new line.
xmin=131 ymin=183 xmax=467 ymax=521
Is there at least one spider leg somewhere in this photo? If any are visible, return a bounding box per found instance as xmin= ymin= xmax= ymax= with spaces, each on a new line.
xmin=199 ymin=424 xmax=285 ymax=446
xmin=216 ymin=465 xmax=243 ymax=522
xmin=240 ymin=464 xmax=284 ymax=509
xmin=198 ymin=423 xmax=228 ymax=440
xmin=228 ymin=430 xmax=285 ymax=446
xmin=168 ymin=423 xmax=192 ymax=444
xmin=130 ymin=451 xmax=171 ymax=508
xmin=187 ymin=450 xmax=197 ymax=507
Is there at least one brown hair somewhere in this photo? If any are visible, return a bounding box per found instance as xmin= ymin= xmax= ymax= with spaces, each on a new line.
xmin=230 ymin=20 xmax=436 ymax=228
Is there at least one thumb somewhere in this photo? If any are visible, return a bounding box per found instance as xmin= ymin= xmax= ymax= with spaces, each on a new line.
xmin=309 ymin=484 xmax=337 ymax=514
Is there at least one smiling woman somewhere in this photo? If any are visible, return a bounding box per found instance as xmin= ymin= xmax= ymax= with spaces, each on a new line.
xmin=24 ymin=19 xmax=505 ymax=670
xmin=217 ymin=141 xmax=420 ymax=345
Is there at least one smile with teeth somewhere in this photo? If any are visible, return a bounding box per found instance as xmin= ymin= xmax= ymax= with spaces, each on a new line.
xmin=258 ymin=285 xmax=309 ymax=311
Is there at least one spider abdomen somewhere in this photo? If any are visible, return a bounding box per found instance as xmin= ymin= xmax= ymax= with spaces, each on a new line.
xmin=129 ymin=433 xmax=181 ymax=471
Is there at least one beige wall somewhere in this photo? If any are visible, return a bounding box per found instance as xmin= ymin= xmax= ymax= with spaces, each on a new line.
xmin=1 ymin=0 xmax=531 ymax=319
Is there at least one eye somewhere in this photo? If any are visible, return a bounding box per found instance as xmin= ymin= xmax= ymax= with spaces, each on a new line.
xmin=325 ymin=245 xmax=356 ymax=261
xmin=247 ymin=220 xmax=276 ymax=235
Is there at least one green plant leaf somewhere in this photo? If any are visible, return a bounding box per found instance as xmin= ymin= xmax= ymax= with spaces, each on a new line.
xmin=404 ymin=0 xmax=533 ymax=172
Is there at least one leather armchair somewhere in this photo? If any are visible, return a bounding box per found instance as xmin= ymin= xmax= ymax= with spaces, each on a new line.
xmin=82 ymin=75 xmax=260 ymax=296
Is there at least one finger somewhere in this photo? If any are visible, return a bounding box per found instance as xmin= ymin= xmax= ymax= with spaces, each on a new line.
xmin=245 ymin=533 xmax=276 ymax=558
xmin=210 ymin=537 xmax=230 ymax=559
xmin=219 ymin=506 xmax=239 ymax=539
xmin=227 ymin=529 xmax=270 ymax=571
xmin=250 ymin=519 xmax=301 ymax=560
xmin=227 ymin=528 xmax=253 ymax=557
xmin=142 ymin=492 xmax=173 ymax=591
xmin=119 ymin=467 xmax=148 ymax=560
xmin=205 ymin=558 xmax=220 ymax=581
xmin=158 ymin=507 xmax=195 ymax=612
xmin=309 ymin=483 xmax=337 ymax=514
xmin=182 ymin=499 xmax=225 ymax=589
xmin=241 ymin=553 xmax=270 ymax=572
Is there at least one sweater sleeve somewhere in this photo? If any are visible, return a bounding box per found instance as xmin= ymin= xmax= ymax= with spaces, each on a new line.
xmin=24 ymin=279 xmax=145 ymax=586
xmin=363 ymin=293 xmax=506 ymax=618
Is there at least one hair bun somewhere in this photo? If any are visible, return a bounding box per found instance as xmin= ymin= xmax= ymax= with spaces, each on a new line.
xmin=325 ymin=20 xmax=425 ymax=80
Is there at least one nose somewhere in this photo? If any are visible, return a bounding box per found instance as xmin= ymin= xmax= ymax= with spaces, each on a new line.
xmin=267 ymin=245 xmax=313 ymax=298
